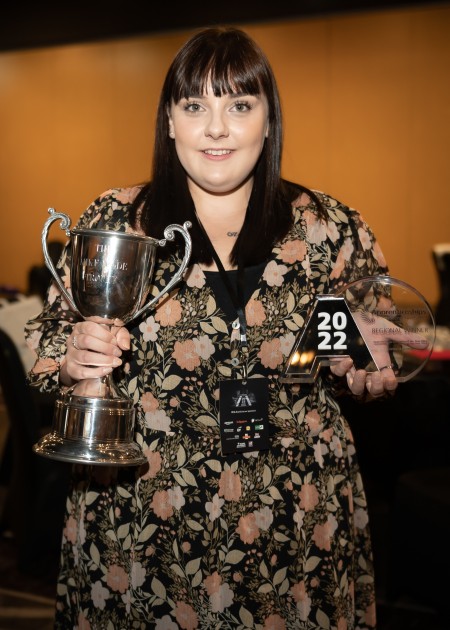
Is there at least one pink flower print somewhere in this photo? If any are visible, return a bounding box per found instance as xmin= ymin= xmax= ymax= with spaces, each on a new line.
xmin=210 ymin=582 xmax=234 ymax=613
xmin=205 ymin=493 xmax=225 ymax=521
xmin=326 ymin=221 xmax=339 ymax=243
xmin=312 ymin=514 xmax=338 ymax=551
xmin=139 ymin=315 xmax=160 ymax=342
xmin=373 ymin=241 xmax=387 ymax=267
xmin=254 ymin=506 xmax=274 ymax=530
xmin=150 ymin=490 xmax=174 ymax=521
xmin=321 ymin=428 xmax=333 ymax=442
xmin=262 ymin=260 xmax=288 ymax=287
xmin=168 ymin=485 xmax=185 ymax=510
xmin=106 ymin=564 xmax=128 ymax=593
xmin=31 ymin=357 xmax=59 ymax=375
xmin=279 ymin=239 xmax=306 ymax=264
xmin=246 ymin=299 xmax=266 ymax=326
xmin=263 ymin=613 xmax=286 ymax=630
xmin=175 ymin=601 xmax=199 ymax=630
xmin=298 ymin=483 xmax=319 ymax=511
xmin=114 ymin=187 xmax=142 ymax=204
xmin=330 ymin=237 xmax=354 ymax=280
xmin=48 ymin=282 xmax=61 ymax=306
xmin=314 ymin=441 xmax=328 ymax=468
xmin=63 ymin=515 xmax=77 ymax=544
xmin=155 ymin=297 xmax=182 ymax=327
xmin=354 ymin=507 xmax=369 ymax=530
xmin=193 ymin=334 xmax=215 ymax=360
xmin=131 ymin=561 xmax=146 ymax=589
xmin=293 ymin=191 xmax=311 ymax=208
xmin=141 ymin=449 xmax=162 ymax=480
xmin=155 ymin=615 xmax=178 ymax=630
xmin=141 ymin=392 xmax=159 ymax=412
xmin=91 ymin=580 xmax=109 ymax=610
xmin=218 ymin=469 xmax=242 ymax=501
xmin=279 ymin=332 xmax=295 ymax=357
xmin=204 ymin=571 xmax=222 ymax=595
xmin=358 ymin=226 xmax=372 ymax=250
xmin=293 ymin=505 xmax=305 ymax=531
xmin=236 ymin=513 xmax=260 ymax=544
xmin=145 ymin=409 xmax=171 ymax=433
xmin=185 ymin=264 xmax=206 ymax=288
xmin=330 ymin=435 xmax=343 ymax=458
xmin=258 ymin=338 xmax=283 ymax=369
xmin=26 ymin=330 xmax=42 ymax=352
xmin=305 ymin=410 xmax=322 ymax=435
xmin=304 ymin=210 xmax=327 ymax=245
xmin=172 ymin=339 xmax=201 ymax=371
xmin=291 ymin=581 xmax=312 ymax=621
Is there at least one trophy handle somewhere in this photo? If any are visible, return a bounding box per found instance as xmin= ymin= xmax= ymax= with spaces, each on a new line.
xmin=42 ymin=208 xmax=79 ymax=313
xmin=133 ymin=221 xmax=192 ymax=321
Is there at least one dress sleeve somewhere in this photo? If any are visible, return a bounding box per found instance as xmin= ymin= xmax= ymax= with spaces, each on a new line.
xmin=24 ymin=191 xmax=116 ymax=393
xmin=311 ymin=192 xmax=390 ymax=398
xmin=323 ymin=194 xmax=389 ymax=292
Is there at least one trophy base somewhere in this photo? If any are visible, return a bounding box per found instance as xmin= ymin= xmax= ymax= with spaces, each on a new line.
xmin=33 ymin=432 xmax=147 ymax=466
xmin=33 ymin=392 xmax=147 ymax=466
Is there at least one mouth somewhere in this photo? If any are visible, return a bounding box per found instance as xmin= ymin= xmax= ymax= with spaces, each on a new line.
xmin=202 ymin=149 xmax=232 ymax=156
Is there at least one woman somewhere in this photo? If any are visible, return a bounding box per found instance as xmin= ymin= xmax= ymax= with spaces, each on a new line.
xmin=26 ymin=27 xmax=396 ymax=629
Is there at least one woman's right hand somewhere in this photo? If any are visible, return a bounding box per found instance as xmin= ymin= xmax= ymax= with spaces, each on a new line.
xmin=60 ymin=319 xmax=131 ymax=386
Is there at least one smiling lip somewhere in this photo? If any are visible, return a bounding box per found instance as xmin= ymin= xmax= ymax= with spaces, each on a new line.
xmin=202 ymin=149 xmax=233 ymax=159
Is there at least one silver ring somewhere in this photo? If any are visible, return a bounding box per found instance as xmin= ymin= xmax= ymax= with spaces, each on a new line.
xmin=72 ymin=335 xmax=80 ymax=350
xmin=379 ymin=363 xmax=394 ymax=371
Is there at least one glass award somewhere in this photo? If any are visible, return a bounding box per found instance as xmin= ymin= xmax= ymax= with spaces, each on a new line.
xmin=281 ymin=275 xmax=436 ymax=383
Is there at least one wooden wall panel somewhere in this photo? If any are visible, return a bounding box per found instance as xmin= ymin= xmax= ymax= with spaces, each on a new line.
xmin=0 ymin=5 xmax=449 ymax=307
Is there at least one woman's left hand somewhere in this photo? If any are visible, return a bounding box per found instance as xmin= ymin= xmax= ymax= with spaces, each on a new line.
xmin=329 ymin=310 xmax=428 ymax=398
xmin=330 ymin=357 xmax=398 ymax=398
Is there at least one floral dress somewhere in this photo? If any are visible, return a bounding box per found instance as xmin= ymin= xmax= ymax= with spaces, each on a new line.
xmin=25 ymin=186 xmax=387 ymax=630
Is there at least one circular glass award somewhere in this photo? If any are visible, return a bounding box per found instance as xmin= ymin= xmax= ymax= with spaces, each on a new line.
xmin=282 ymin=275 xmax=436 ymax=383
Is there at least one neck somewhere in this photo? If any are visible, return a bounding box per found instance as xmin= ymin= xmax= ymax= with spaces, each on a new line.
xmin=190 ymin=182 xmax=252 ymax=271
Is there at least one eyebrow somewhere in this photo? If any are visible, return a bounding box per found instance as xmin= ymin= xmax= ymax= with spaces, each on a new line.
xmin=184 ymin=91 xmax=252 ymax=100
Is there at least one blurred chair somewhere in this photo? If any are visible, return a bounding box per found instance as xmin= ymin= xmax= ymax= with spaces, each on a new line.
xmin=432 ymin=243 xmax=450 ymax=327
xmin=0 ymin=327 xmax=70 ymax=576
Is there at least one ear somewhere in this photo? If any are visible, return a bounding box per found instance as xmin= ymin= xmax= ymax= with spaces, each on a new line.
xmin=167 ymin=109 xmax=175 ymax=139
xmin=265 ymin=121 xmax=270 ymax=138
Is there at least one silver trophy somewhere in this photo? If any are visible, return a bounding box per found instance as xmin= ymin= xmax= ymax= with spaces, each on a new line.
xmin=33 ymin=208 xmax=192 ymax=466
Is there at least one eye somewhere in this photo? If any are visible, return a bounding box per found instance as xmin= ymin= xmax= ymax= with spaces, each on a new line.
xmin=231 ymin=100 xmax=252 ymax=113
xmin=183 ymin=100 xmax=203 ymax=113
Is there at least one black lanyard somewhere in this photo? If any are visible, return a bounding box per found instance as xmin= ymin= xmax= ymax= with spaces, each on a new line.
xmin=195 ymin=216 xmax=248 ymax=351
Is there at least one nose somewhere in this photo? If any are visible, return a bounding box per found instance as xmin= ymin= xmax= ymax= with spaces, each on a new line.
xmin=204 ymin=108 xmax=229 ymax=140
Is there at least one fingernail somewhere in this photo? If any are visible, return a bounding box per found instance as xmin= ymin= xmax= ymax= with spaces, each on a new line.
xmin=102 ymin=367 xmax=113 ymax=375
xmin=112 ymin=357 xmax=122 ymax=367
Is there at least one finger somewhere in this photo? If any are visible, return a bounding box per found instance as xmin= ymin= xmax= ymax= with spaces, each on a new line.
xmin=346 ymin=369 xmax=367 ymax=396
xmin=70 ymin=322 xmax=122 ymax=358
xmin=113 ymin=326 xmax=131 ymax=351
xmin=329 ymin=357 xmax=353 ymax=378
xmin=67 ymin=363 xmax=116 ymax=382
xmin=366 ymin=371 xmax=385 ymax=397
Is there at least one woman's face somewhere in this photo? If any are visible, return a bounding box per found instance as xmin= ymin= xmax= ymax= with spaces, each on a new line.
xmin=168 ymin=83 xmax=269 ymax=196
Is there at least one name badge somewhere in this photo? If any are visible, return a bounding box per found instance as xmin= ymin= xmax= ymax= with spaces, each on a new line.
xmin=219 ymin=378 xmax=269 ymax=454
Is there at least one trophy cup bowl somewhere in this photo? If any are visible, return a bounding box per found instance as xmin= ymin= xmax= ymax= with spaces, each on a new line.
xmin=33 ymin=208 xmax=192 ymax=466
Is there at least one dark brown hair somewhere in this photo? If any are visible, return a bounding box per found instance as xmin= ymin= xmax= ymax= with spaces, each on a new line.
xmin=130 ymin=27 xmax=321 ymax=265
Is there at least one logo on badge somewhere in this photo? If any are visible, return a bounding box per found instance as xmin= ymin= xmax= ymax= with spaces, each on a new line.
xmin=232 ymin=390 xmax=257 ymax=408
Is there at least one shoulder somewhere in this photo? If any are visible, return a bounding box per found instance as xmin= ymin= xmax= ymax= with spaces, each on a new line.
xmin=97 ymin=185 xmax=144 ymax=205
xmin=289 ymin=186 xmax=361 ymax=227
xmin=78 ymin=185 xmax=144 ymax=230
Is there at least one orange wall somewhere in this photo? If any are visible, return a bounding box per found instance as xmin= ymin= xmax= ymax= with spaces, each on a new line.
xmin=1 ymin=4 xmax=449 ymax=306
